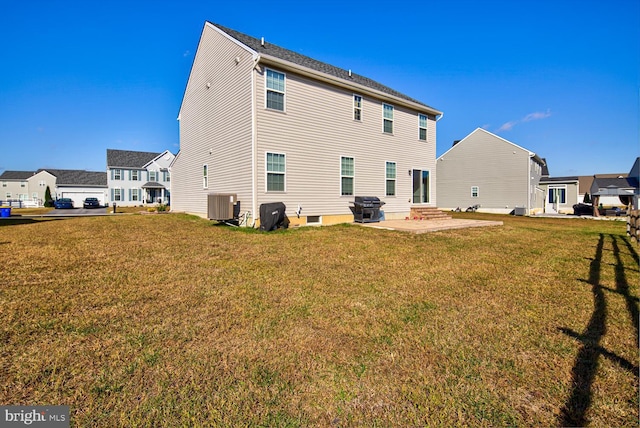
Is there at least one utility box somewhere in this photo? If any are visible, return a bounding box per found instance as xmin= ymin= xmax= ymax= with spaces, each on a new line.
xmin=208 ymin=193 xmax=238 ymax=220
xmin=514 ymin=206 xmax=526 ymax=216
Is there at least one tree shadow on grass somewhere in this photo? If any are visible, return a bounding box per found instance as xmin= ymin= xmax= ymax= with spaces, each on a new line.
xmin=558 ymin=234 xmax=639 ymax=427
xmin=0 ymin=217 xmax=64 ymax=227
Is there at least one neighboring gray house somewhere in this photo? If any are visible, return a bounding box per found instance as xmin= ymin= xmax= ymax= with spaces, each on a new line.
xmin=538 ymin=175 xmax=580 ymax=214
xmin=436 ymin=128 xmax=546 ymax=214
xmin=107 ymin=149 xmax=174 ymax=206
xmin=0 ymin=169 xmax=106 ymax=207
xmin=171 ymin=22 xmax=443 ymax=225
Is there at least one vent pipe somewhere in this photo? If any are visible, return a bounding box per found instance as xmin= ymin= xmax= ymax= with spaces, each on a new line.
xmin=348 ymin=69 xmax=352 ymax=77
xmin=261 ymin=37 xmax=265 ymax=46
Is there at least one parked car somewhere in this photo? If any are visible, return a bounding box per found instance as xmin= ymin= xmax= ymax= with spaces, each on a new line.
xmin=573 ymin=203 xmax=593 ymax=216
xmin=54 ymin=198 xmax=74 ymax=209
xmin=83 ymin=197 xmax=101 ymax=209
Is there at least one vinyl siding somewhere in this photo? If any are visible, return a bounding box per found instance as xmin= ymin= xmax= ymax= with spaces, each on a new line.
xmin=436 ymin=129 xmax=531 ymax=211
xmin=171 ymin=23 xmax=254 ymax=215
xmin=254 ymin=64 xmax=437 ymax=217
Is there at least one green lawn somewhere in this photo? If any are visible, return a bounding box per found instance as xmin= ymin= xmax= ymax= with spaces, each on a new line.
xmin=1 ymin=213 xmax=637 ymax=426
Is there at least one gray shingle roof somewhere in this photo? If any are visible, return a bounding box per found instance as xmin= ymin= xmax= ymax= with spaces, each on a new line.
xmin=39 ymin=169 xmax=107 ymax=187
xmin=592 ymin=176 xmax=637 ymax=189
xmin=212 ymin=23 xmax=438 ymax=112
xmin=107 ymin=149 xmax=161 ymax=168
xmin=0 ymin=170 xmax=36 ymax=180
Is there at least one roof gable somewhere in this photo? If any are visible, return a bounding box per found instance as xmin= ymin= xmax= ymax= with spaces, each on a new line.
xmin=107 ymin=149 xmax=162 ymax=168
xmin=438 ymin=128 xmax=544 ymax=165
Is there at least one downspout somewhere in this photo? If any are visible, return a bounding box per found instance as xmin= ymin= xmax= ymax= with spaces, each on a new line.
xmin=251 ymin=56 xmax=259 ymax=226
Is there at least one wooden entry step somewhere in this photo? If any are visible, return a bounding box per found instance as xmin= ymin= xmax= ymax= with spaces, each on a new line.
xmin=409 ymin=206 xmax=452 ymax=220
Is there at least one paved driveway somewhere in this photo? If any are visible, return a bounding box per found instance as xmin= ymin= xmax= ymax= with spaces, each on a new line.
xmin=44 ymin=207 xmax=108 ymax=217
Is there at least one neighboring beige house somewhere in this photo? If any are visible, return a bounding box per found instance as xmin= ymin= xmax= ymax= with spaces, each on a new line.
xmin=170 ymin=22 xmax=442 ymax=226
xmin=0 ymin=169 xmax=107 ymax=207
xmin=436 ymin=128 xmax=546 ymax=214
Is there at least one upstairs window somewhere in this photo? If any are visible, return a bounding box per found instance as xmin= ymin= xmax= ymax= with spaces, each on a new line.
xmin=163 ymin=170 xmax=170 ymax=182
xmin=386 ymin=162 xmax=396 ymax=196
xmin=149 ymin=171 xmax=158 ymax=182
xmin=113 ymin=169 xmax=122 ymax=180
xmin=341 ymin=156 xmax=354 ymax=196
xmin=131 ymin=170 xmax=139 ymax=181
xmin=383 ymin=103 xmax=394 ymax=134
xmin=353 ymin=95 xmax=362 ymax=121
xmin=471 ymin=186 xmax=479 ymax=198
xmin=266 ymin=69 xmax=285 ymax=111
xmin=419 ymin=114 xmax=428 ymax=141
xmin=266 ymin=152 xmax=286 ymax=192
xmin=20 ymin=181 xmax=26 ymax=187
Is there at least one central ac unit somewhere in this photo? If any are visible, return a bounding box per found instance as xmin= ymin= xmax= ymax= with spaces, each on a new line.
xmin=207 ymin=193 xmax=238 ymax=220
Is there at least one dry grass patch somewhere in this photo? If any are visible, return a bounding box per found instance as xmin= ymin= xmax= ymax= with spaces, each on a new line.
xmin=0 ymin=213 xmax=637 ymax=426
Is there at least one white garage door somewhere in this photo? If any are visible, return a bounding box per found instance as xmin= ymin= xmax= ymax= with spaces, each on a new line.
xmin=61 ymin=192 xmax=106 ymax=207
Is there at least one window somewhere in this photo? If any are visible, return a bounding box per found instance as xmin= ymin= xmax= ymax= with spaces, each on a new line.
xmin=266 ymin=69 xmax=285 ymax=111
xmin=2 ymin=182 xmax=6 ymax=187
xmin=113 ymin=169 xmax=122 ymax=180
xmin=341 ymin=157 xmax=354 ymax=196
xmin=203 ymin=165 xmax=208 ymax=189
xmin=113 ymin=188 xmax=122 ymax=201
xmin=39 ymin=180 xmax=46 ymax=187
xmin=471 ymin=186 xmax=479 ymax=198
xmin=149 ymin=171 xmax=158 ymax=182
xmin=5 ymin=192 xmax=11 ymax=199
xmin=353 ymin=95 xmax=362 ymax=121
xmin=163 ymin=170 xmax=170 ymax=182
xmin=386 ymin=162 xmax=396 ymax=196
xmin=383 ymin=103 xmax=394 ymax=134
xmin=20 ymin=181 xmax=26 ymax=188
xmin=131 ymin=170 xmax=139 ymax=181
xmin=419 ymin=114 xmax=428 ymax=141
xmin=130 ymin=188 xmax=140 ymax=202
xmin=266 ymin=152 xmax=286 ymax=192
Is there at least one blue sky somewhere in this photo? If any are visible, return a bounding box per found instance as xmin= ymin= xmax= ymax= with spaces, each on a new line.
xmin=1 ymin=0 xmax=638 ymax=177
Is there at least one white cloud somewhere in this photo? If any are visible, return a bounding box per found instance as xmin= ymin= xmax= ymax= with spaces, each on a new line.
xmin=498 ymin=109 xmax=551 ymax=132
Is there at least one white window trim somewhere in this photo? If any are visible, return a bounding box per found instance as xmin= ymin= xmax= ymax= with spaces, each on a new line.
xmin=265 ymin=152 xmax=286 ymax=193
xmin=131 ymin=170 xmax=139 ymax=181
xmin=419 ymin=114 xmax=428 ymax=141
xmin=386 ymin=161 xmax=397 ymax=197
xmin=203 ymin=164 xmax=208 ymax=189
xmin=382 ymin=103 xmax=394 ymax=134
xmin=113 ymin=169 xmax=122 ymax=180
xmin=340 ymin=156 xmax=355 ymax=196
xmin=353 ymin=94 xmax=363 ymax=121
xmin=265 ymin=68 xmax=286 ymax=112
xmin=471 ymin=186 xmax=479 ymax=198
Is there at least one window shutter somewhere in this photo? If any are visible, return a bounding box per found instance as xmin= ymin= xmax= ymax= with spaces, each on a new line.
xmin=110 ymin=188 xmax=114 ymax=201
xmin=110 ymin=169 xmax=114 ymax=180
xmin=128 ymin=188 xmax=131 ymax=201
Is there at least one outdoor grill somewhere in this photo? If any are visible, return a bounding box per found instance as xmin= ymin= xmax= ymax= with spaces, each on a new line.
xmin=351 ymin=196 xmax=385 ymax=223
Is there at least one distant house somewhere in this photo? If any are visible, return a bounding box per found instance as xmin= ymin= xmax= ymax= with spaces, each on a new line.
xmin=578 ymin=173 xmax=627 ymax=206
xmin=538 ymin=175 xmax=580 ymax=214
xmin=170 ymin=22 xmax=443 ymax=225
xmin=590 ymin=157 xmax=639 ymax=211
xmin=107 ymin=149 xmax=174 ymax=206
xmin=436 ymin=128 xmax=546 ymax=214
xmin=0 ymin=171 xmax=36 ymax=205
xmin=0 ymin=169 xmax=107 ymax=207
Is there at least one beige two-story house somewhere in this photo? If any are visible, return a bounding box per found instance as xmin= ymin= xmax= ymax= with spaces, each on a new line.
xmin=170 ymin=22 xmax=442 ymax=226
xmin=436 ymin=128 xmax=547 ymax=214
